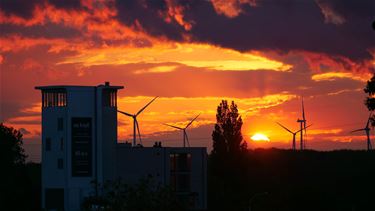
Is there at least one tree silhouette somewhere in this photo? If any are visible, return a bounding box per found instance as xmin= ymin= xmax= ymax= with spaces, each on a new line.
xmin=209 ymin=100 xmax=248 ymax=210
xmin=82 ymin=178 xmax=185 ymax=211
xmin=0 ymin=123 xmax=39 ymax=210
xmin=364 ymin=74 xmax=375 ymax=125
xmin=0 ymin=123 xmax=27 ymax=166
xmin=212 ymin=100 xmax=247 ymax=157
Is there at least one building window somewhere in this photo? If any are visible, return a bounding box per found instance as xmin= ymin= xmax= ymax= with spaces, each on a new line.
xmin=170 ymin=153 xmax=192 ymax=192
xmin=102 ymin=89 xmax=117 ymax=107
xmin=57 ymin=118 xmax=63 ymax=131
xmin=46 ymin=138 xmax=51 ymax=151
xmin=42 ymin=89 xmax=67 ymax=108
xmin=60 ymin=137 xmax=64 ymax=151
xmin=57 ymin=159 xmax=63 ymax=169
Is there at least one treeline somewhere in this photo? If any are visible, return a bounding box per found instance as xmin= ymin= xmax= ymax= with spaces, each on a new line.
xmin=0 ymin=123 xmax=41 ymax=210
xmin=208 ymin=149 xmax=375 ymax=211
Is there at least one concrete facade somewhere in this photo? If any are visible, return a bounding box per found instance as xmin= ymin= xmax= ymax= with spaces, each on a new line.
xmin=116 ymin=144 xmax=207 ymax=210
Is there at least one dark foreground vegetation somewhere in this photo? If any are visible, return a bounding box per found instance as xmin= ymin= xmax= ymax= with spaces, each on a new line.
xmin=208 ymin=149 xmax=375 ymax=211
xmin=0 ymin=162 xmax=41 ymax=210
xmin=0 ymin=123 xmax=41 ymax=210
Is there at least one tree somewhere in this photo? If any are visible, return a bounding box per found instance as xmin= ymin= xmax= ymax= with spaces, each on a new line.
xmin=82 ymin=178 xmax=185 ymax=211
xmin=0 ymin=123 xmax=27 ymax=166
xmin=209 ymin=100 xmax=249 ymax=210
xmin=364 ymin=75 xmax=375 ymax=125
xmin=0 ymin=123 xmax=36 ymax=210
xmin=212 ymin=100 xmax=247 ymax=158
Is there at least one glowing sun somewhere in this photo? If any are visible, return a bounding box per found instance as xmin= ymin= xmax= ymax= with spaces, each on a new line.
xmin=251 ymin=133 xmax=270 ymax=142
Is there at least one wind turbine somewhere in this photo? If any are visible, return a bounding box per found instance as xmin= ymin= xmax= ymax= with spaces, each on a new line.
xmin=277 ymin=122 xmax=312 ymax=150
xmin=297 ymin=97 xmax=308 ymax=150
xmin=118 ymin=96 xmax=158 ymax=146
xmin=164 ymin=114 xmax=200 ymax=147
xmin=351 ymin=112 xmax=373 ymax=151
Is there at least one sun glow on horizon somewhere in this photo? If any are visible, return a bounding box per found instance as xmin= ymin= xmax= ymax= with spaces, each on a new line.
xmin=251 ymin=133 xmax=270 ymax=142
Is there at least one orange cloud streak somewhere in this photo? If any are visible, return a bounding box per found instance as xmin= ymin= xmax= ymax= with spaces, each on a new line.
xmin=210 ymin=0 xmax=257 ymax=18
xmin=59 ymin=42 xmax=292 ymax=71
xmin=312 ymin=72 xmax=371 ymax=82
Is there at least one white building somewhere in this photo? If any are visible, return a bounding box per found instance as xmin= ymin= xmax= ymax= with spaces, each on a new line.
xmin=36 ymin=82 xmax=207 ymax=210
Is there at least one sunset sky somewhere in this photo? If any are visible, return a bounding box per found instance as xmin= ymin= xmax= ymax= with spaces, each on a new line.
xmin=1 ymin=0 xmax=374 ymax=162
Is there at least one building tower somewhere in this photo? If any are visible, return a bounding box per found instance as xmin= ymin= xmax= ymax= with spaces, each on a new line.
xmin=36 ymin=82 xmax=123 ymax=210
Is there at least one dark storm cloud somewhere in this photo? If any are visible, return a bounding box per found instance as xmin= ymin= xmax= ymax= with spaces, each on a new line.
xmin=317 ymin=0 xmax=374 ymax=19
xmin=48 ymin=0 xmax=82 ymax=10
xmin=189 ymin=0 xmax=374 ymax=61
xmin=0 ymin=0 xmax=84 ymax=19
xmin=0 ymin=23 xmax=81 ymax=39
xmin=0 ymin=0 xmax=42 ymax=19
xmin=115 ymin=0 xmax=186 ymax=40
xmin=113 ymin=0 xmax=375 ymax=61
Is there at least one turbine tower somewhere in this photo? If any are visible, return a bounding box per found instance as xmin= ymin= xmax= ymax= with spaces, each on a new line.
xmin=277 ymin=122 xmax=312 ymax=150
xmin=164 ymin=114 xmax=200 ymax=147
xmin=351 ymin=113 xmax=373 ymax=151
xmin=297 ymin=97 xmax=308 ymax=150
xmin=118 ymin=96 xmax=158 ymax=146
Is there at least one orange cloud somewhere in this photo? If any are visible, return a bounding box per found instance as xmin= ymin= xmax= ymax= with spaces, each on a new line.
xmin=210 ymin=0 xmax=257 ymax=18
xmin=164 ymin=0 xmax=193 ymax=30
xmin=0 ymin=0 xmax=149 ymax=43
xmin=59 ymin=42 xmax=292 ymax=71
xmin=311 ymin=72 xmax=371 ymax=82
xmin=303 ymin=51 xmax=374 ymax=74
xmin=308 ymin=128 xmax=343 ymax=135
xmin=133 ymin=65 xmax=179 ymax=74
xmin=0 ymin=36 xmax=71 ymax=53
xmin=326 ymin=89 xmax=361 ymax=96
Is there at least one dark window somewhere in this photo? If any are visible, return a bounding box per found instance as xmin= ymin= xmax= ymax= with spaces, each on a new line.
xmin=57 ymin=159 xmax=63 ymax=169
xmin=102 ymin=89 xmax=117 ymax=107
xmin=45 ymin=188 xmax=64 ymax=209
xmin=170 ymin=153 xmax=192 ymax=172
xmin=57 ymin=118 xmax=63 ymax=131
xmin=46 ymin=138 xmax=51 ymax=151
xmin=170 ymin=153 xmax=192 ymax=193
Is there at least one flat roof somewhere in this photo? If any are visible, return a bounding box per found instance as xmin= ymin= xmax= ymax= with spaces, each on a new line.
xmin=35 ymin=83 xmax=124 ymax=90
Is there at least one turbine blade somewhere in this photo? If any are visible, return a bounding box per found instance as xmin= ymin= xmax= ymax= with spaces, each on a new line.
xmin=185 ymin=114 xmax=200 ymax=129
xmin=351 ymin=128 xmax=365 ymax=133
xmin=136 ymin=120 xmax=142 ymax=145
xmin=164 ymin=123 xmax=184 ymax=130
xmin=117 ymin=110 xmax=133 ymax=117
xmin=276 ymin=122 xmax=293 ymax=134
xmin=136 ymin=96 xmax=158 ymax=116
xmin=296 ymin=124 xmax=312 ymax=133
